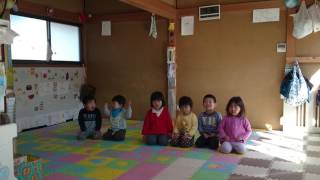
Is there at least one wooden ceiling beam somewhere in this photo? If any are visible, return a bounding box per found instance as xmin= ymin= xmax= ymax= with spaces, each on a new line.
xmin=15 ymin=0 xmax=80 ymax=24
xmin=119 ymin=0 xmax=177 ymax=20
xmin=87 ymin=11 xmax=166 ymax=23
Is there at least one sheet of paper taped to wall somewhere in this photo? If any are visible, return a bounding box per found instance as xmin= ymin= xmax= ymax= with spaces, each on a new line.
xmin=38 ymin=82 xmax=53 ymax=97
xmin=57 ymin=81 xmax=70 ymax=95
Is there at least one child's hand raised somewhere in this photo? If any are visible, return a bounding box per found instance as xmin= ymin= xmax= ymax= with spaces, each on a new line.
xmin=104 ymin=102 xmax=109 ymax=109
xmin=125 ymin=100 xmax=132 ymax=108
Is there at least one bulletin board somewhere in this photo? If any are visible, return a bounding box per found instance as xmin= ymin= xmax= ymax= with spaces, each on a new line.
xmin=13 ymin=67 xmax=84 ymax=132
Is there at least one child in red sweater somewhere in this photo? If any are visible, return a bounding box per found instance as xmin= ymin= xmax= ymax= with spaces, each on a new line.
xmin=142 ymin=91 xmax=173 ymax=146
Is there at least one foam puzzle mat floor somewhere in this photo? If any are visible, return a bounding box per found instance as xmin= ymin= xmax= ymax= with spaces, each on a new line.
xmin=16 ymin=120 xmax=320 ymax=180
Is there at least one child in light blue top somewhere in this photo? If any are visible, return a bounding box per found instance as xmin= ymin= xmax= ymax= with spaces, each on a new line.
xmin=103 ymin=95 xmax=132 ymax=141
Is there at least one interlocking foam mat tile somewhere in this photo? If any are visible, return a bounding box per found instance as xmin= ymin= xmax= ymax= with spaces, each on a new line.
xmin=16 ymin=120 xmax=320 ymax=180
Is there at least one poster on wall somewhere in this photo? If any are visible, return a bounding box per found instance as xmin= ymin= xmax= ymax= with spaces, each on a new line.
xmin=181 ymin=16 xmax=194 ymax=36
xmin=13 ymin=67 xmax=84 ymax=131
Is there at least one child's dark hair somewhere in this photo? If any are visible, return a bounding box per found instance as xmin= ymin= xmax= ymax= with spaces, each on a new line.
xmin=82 ymin=95 xmax=96 ymax=105
xmin=203 ymin=94 xmax=217 ymax=103
xmin=226 ymin=96 xmax=245 ymax=117
xmin=150 ymin=91 xmax=165 ymax=107
xmin=179 ymin=96 xmax=193 ymax=108
xmin=112 ymin=95 xmax=126 ymax=106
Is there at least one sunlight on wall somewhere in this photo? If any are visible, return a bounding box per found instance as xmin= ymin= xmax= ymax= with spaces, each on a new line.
xmin=310 ymin=69 xmax=320 ymax=92
xmin=309 ymin=69 xmax=320 ymax=129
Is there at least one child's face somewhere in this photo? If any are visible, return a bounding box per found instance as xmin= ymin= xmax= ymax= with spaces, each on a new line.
xmin=152 ymin=100 xmax=162 ymax=110
xmin=180 ymin=105 xmax=191 ymax=115
xmin=203 ymin=98 xmax=216 ymax=112
xmin=229 ymin=103 xmax=241 ymax=116
xmin=85 ymin=100 xmax=96 ymax=111
xmin=112 ymin=101 xmax=122 ymax=109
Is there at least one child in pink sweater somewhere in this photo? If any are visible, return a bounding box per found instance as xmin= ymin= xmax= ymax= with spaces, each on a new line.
xmin=219 ymin=96 xmax=252 ymax=154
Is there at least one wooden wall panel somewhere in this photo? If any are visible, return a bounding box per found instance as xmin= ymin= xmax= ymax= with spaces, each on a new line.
xmin=85 ymin=20 xmax=168 ymax=120
xmin=296 ymin=33 xmax=320 ymax=57
xmin=177 ymin=10 xmax=286 ymax=129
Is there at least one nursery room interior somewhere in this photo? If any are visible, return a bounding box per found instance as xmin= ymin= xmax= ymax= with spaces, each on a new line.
xmin=1 ymin=0 xmax=320 ymax=179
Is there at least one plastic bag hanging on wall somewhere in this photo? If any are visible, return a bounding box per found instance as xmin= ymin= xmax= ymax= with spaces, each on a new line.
xmin=292 ymin=1 xmax=313 ymax=39
xmin=308 ymin=0 xmax=320 ymax=32
xmin=0 ymin=19 xmax=18 ymax=45
xmin=280 ymin=61 xmax=309 ymax=106
xmin=149 ymin=14 xmax=157 ymax=39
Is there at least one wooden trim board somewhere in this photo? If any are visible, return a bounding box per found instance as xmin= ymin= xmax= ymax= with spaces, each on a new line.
xmin=87 ymin=11 xmax=166 ymax=23
xmin=286 ymin=57 xmax=320 ymax=64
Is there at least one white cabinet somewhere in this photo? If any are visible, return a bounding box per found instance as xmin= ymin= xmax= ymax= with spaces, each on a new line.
xmin=0 ymin=123 xmax=17 ymax=180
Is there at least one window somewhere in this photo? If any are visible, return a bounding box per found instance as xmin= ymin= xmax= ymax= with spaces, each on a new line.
xmin=10 ymin=14 xmax=81 ymax=63
xmin=10 ymin=15 xmax=47 ymax=61
xmin=50 ymin=22 xmax=80 ymax=62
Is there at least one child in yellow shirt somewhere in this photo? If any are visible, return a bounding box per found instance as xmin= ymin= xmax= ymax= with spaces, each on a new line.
xmin=171 ymin=96 xmax=198 ymax=148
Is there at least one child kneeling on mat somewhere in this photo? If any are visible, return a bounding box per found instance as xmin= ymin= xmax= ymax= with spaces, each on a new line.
xmin=103 ymin=95 xmax=132 ymax=141
xmin=142 ymin=91 xmax=173 ymax=146
xmin=219 ymin=96 xmax=252 ymax=154
xmin=171 ymin=96 xmax=197 ymax=148
xmin=77 ymin=95 xmax=102 ymax=140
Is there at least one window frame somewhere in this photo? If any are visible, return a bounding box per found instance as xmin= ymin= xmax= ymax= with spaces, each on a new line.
xmin=10 ymin=12 xmax=83 ymax=66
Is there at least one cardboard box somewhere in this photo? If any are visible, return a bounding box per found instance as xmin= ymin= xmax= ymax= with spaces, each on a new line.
xmin=14 ymin=155 xmax=42 ymax=180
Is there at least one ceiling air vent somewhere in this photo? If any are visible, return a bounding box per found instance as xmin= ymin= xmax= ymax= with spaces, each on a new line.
xmin=199 ymin=5 xmax=220 ymax=21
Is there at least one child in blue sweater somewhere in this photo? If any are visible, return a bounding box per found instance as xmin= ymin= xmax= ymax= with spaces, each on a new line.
xmin=195 ymin=94 xmax=222 ymax=150
xmin=102 ymin=95 xmax=132 ymax=141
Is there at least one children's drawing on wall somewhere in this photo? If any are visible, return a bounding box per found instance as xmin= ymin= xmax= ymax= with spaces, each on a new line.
xmin=57 ymin=81 xmax=70 ymax=95
xmin=26 ymin=84 xmax=34 ymax=100
xmin=39 ymin=82 xmax=53 ymax=97
xmin=39 ymin=101 xmax=44 ymax=111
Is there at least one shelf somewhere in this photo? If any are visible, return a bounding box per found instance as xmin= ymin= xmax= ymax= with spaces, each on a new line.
xmin=286 ymin=57 xmax=320 ymax=64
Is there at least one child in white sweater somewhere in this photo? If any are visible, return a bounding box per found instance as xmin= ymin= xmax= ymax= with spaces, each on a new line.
xmin=103 ymin=95 xmax=132 ymax=141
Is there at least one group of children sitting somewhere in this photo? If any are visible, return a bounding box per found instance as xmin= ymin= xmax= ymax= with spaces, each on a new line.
xmin=77 ymin=91 xmax=252 ymax=154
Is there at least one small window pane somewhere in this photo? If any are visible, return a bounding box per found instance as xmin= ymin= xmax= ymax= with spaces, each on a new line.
xmin=50 ymin=22 xmax=80 ymax=62
xmin=10 ymin=15 xmax=48 ymax=60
